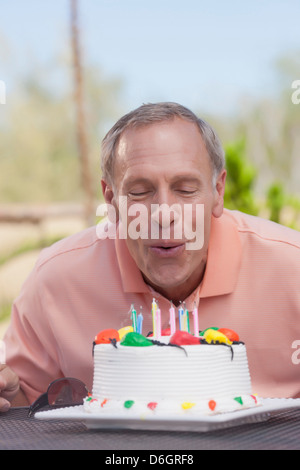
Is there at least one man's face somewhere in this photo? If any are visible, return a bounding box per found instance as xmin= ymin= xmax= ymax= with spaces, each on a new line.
xmin=103 ymin=117 xmax=226 ymax=302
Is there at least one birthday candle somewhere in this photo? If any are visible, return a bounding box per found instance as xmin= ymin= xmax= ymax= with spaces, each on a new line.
xmin=169 ymin=302 xmax=176 ymax=335
xmin=152 ymin=298 xmax=157 ymax=337
xmin=137 ymin=307 xmax=143 ymax=335
xmin=182 ymin=311 xmax=187 ymax=331
xmin=155 ymin=308 xmax=161 ymax=338
xmin=131 ymin=304 xmax=137 ymax=333
xmin=192 ymin=302 xmax=199 ymax=337
xmin=185 ymin=308 xmax=190 ymax=334
xmin=178 ymin=303 xmax=184 ymax=331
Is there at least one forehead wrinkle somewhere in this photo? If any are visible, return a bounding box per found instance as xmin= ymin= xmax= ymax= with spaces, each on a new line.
xmin=114 ymin=120 xmax=213 ymax=190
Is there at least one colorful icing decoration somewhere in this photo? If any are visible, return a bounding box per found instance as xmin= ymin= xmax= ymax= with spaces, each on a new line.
xmin=94 ymin=329 xmax=120 ymax=344
xmin=203 ymin=329 xmax=233 ymax=345
xmin=120 ymin=332 xmax=153 ymax=347
xmin=218 ymin=328 xmax=239 ymax=342
xmin=161 ymin=327 xmax=171 ymax=336
xmin=148 ymin=327 xmax=172 ymax=337
xmin=124 ymin=400 xmax=134 ymax=409
xmin=181 ymin=402 xmax=195 ymax=410
xmin=234 ymin=396 xmax=243 ymax=406
xmin=208 ymin=400 xmax=217 ymax=411
xmin=199 ymin=327 xmax=218 ymax=336
xmin=169 ymin=330 xmax=201 ymax=346
xmin=101 ymin=398 xmax=108 ymax=407
xmin=147 ymin=402 xmax=158 ymax=411
xmin=118 ymin=326 xmax=133 ymax=340
xmin=251 ymin=394 xmax=258 ymax=404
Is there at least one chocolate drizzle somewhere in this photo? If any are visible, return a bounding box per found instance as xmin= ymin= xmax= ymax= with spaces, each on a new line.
xmin=199 ymin=339 xmax=244 ymax=361
xmin=92 ymin=337 xmax=118 ymax=356
xmin=150 ymin=339 xmax=187 ymax=356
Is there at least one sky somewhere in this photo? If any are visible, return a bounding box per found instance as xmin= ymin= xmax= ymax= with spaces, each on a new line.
xmin=0 ymin=0 xmax=300 ymax=116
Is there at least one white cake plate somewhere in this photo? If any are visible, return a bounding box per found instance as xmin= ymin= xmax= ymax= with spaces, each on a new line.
xmin=34 ymin=398 xmax=300 ymax=432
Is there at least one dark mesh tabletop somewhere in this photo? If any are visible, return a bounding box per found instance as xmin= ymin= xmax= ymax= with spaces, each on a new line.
xmin=0 ymin=407 xmax=300 ymax=450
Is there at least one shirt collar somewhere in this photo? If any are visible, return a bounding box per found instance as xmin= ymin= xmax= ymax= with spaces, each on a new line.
xmin=115 ymin=230 xmax=149 ymax=293
xmin=115 ymin=210 xmax=242 ymax=298
xmin=199 ymin=210 xmax=242 ymax=298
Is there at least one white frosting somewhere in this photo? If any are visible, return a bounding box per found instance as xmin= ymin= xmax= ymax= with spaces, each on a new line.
xmin=84 ymin=340 xmax=261 ymax=416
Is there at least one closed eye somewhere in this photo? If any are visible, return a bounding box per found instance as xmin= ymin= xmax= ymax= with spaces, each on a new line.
xmin=129 ymin=191 xmax=150 ymax=196
xmin=176 ymin=189 xmax=198 ymax=195
xmin=178 ymin=190 xmax=196 ymax=193
xmin=128 ymin=191 xmax=152 ymax=199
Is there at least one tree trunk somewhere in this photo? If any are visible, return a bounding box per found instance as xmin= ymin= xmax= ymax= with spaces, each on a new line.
xmin=70 ymin=0 xmax=95 ymax=225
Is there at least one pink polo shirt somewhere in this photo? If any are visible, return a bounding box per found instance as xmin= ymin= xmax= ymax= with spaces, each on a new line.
xmin=4 ymin=209 xmax=300 ymax=404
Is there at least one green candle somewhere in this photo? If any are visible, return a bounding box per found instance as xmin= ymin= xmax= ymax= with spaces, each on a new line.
xmin=131 ymin=304 xmax=137 ymax=332
xmin=185 ymin=309 xmax=190 ymax=334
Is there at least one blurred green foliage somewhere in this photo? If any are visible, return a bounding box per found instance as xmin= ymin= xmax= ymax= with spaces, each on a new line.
xmin=223 ymin=140 xmax=300 ymax=229
xmin=224 ymin=139 xmax=258 ymax=216
xmin=266 ymin=182 xmax=285 ymax=224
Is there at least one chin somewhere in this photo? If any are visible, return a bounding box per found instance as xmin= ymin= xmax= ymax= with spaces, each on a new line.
xmin=145 ymin=267 xmax=189 ymax=291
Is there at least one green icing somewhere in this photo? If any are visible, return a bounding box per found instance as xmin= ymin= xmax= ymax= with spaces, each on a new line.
xmin=199 ymin=327 xmax=219 ymax=335
xmin=234 ymin=396 xmax=243 ymax=406
xmin=120 ymin=332 xmax=153 ymax=347
xmin=124 ymin=400 xmax=135 ymax=409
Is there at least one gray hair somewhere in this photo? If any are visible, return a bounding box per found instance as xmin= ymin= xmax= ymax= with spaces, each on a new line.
xmin=101 ymin=102 xmax=225 ymax=186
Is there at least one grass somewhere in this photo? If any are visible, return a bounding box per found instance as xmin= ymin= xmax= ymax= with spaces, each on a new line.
xmin=0 ymin=234 xmax=64 ymax=267
xmin=0 ymin=301 xmax=12 ymax=323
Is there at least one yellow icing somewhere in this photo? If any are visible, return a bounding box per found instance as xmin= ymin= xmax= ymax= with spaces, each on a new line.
xmin=181 ymin=402 xmax=196 ymax=410
xmin=204 ymin=329 xmax=233 ymax=345
xmin=118 ymin=326 xmax=133 ymax=340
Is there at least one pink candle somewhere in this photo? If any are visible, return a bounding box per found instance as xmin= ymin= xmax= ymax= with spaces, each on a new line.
xmin=169 ymin=302 xmax=176 ymax=335
xmin=155 ymin=308 xmax=161 ymax=338
xmin=192 ymin=304 xmax=199 ymax=337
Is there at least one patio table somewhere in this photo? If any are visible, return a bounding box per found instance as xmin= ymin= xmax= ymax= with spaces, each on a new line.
xmin=0 ymin=406 xmax=300 ymax=450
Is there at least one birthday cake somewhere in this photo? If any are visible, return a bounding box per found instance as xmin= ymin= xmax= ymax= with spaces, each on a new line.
xmin=83 ymin=314 xmax=261 ymax=416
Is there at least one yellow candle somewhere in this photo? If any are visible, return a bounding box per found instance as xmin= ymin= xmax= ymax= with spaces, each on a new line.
xmin=152 ymin=298 xmax=157 ymax=337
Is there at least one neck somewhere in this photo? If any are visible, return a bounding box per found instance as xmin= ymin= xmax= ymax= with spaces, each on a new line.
xmin=143 ymin=261 xmax=206 ymax=306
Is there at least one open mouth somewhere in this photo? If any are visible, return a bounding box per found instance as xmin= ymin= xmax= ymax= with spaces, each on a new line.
xmin=149 ymin=243 xmax=185 ymax=257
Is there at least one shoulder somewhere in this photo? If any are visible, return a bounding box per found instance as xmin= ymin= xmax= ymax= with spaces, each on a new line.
xmin=35 ymin=220 xmax=115 ymax=272
xmin=223 ymin=209 xmax=300 ymax=250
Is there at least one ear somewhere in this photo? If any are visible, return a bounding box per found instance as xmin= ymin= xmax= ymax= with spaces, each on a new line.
xmin=101 ymin=179 xmax=119 ymax=222
xmin=212 ymin=169 xmax=227 ymax=218
xmin=101 ymin=179 xmax=114 ymax=205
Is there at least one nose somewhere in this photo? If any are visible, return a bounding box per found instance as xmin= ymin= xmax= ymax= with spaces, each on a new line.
xmin=150 ymin=188 xmax=183 ymax=236
xmin=151 ymin=203 xmax=180 ymax=228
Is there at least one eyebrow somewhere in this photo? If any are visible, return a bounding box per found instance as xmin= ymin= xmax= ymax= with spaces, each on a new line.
xmin=122 ymin=174 xmax=203 ymax=188
xmin=122 ymin=177 xmax=153 ymax=190
xmin=169 ymin=174 xmax=203 ymax=185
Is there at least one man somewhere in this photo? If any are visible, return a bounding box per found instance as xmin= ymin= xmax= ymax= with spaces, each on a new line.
xmin=1 ymin=102 xmax=300 ymax=412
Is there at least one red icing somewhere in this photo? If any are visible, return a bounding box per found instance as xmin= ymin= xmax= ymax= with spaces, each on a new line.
xmin=148 ymin=327 xmax=171 ymax=337
xmin=147 ymin=402 xmax=158 ymax=411
xmin=95 ymin=329 xmax=120 ymax=344
xmin=218 ymin=328 xmax=239 ymax=342
xmin=170 ymin=330 xmax=201 ymax=346
xmin=208 ymin=400 xmax=216 ymax=411
xmin=251 ymin=395 xmax=257 ymax=404
xmin=161 ymin=327 xmax=171 ymax=336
